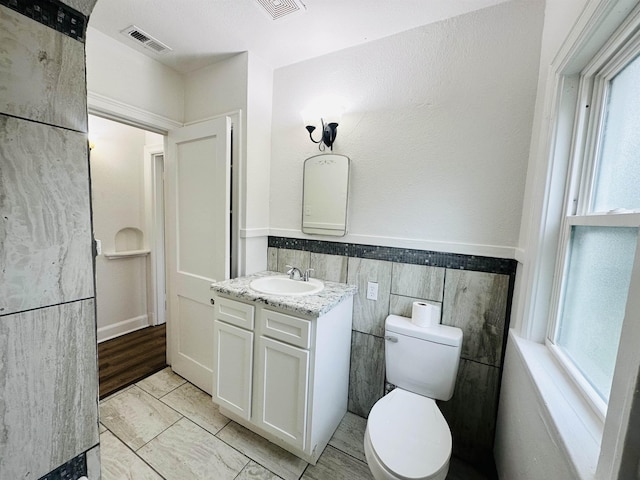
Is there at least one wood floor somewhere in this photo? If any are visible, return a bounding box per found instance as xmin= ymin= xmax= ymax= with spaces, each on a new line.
xmin=98 ymin=324 xmax=167 ymax=399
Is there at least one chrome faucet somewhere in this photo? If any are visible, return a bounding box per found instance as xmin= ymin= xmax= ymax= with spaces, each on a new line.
xmin=286 ymin=265 xmax=314 ymax=281
xmin=286 ymin=265 xmax=302 ymax=280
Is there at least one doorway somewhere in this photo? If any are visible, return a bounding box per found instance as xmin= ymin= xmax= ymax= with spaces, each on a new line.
xmin=89 ymin=114 xmax=168 ymax=397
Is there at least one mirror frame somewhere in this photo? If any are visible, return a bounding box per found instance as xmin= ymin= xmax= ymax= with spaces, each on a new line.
xmin=301 ymin=153 xmax=350 ymax=237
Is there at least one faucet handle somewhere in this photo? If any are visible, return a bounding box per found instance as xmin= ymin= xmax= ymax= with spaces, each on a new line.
xmin=303 ymin=268 xmax=314 ymax=281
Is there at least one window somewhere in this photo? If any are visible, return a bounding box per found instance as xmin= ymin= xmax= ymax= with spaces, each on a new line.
xmin=548 ymin=45 xmax=640 ymax=413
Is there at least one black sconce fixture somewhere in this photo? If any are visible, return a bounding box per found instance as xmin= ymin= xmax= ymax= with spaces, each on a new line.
xmin=302 ymin=97 xmax=345 ymax=151
xmin=305 ymin=119 xmax=338 ymax=151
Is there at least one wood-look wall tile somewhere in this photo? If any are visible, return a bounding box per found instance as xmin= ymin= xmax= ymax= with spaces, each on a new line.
xmin=347 ymin=258 xmax=392 ymax=337
xmin=389 ymin=294 xmax=442 ymax=321
xmin=267 ymin=247 xmax=278 ymax=271
xmin=391 ymin=263 xmax=445 ymax=301
xmin=0 ymin=300 xmax=99 ymax=480
xmin=442 ymin=270 xmax=509 ymax=366
xmin=276 ymin=249 xmax=310 ymax=274
xmin=310 ymin=252 xmax=347 ymax=283
xmin=438 ymin=359 xmax=500 ymax=467
xmin=0 ymin=115 xmax=93 ymax=316
xmin=348 ymin=331 xmax=385 ymax=418
xmin=0 ymin=8 xmax=87 ymax=132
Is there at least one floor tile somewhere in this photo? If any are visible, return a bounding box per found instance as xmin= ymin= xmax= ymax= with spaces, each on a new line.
xmin=328 ymin=412 xmax=367 ymax=462
xmin=99 ymin=423 xmax=108 ymax=434
xmin=137 ymin=367 xmax=187 ymax=398
xmin=160 ymin=382 xmax=230 ymax=434
xmin=99 ymin=385 xmax=182 ymax=450
xmin=236 ymin=460 xmax=284 ymax=480
xmin=216 ymin=422 xmax=308 ymax=480
xmin=301 ymin=445 xmax=373 ymax=480
xmin=100 ymin=431 xmax=163 ymax=480
xmin=138 ymin=417 xmax=249 ymax=480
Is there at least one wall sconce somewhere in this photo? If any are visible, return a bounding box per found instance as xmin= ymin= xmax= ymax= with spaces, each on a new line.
xmin=302 ymin=97 xmax=345 ymax=151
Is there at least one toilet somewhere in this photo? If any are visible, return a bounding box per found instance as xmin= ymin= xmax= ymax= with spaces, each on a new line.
xmin=364 ymin=314 xmax=463 ymax=480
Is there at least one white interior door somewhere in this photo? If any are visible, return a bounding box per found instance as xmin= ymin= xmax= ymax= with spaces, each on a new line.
xmin=166 ymin=116 xmax=231 ymax=393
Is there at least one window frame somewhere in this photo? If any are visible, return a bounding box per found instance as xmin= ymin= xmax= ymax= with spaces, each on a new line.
xmin=545 ymin=27 xmax=640 ymax=420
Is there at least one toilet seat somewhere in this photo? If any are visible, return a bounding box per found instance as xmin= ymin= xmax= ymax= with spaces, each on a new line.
xmin=366 ymin=388 xmax=451 ymax=480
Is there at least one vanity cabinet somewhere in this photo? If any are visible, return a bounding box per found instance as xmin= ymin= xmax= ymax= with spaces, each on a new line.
xmin=212 ymin=293 xmax=354 ymax=464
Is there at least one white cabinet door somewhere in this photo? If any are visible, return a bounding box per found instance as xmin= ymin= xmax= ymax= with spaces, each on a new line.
xmin=166 ymin=117 xmax=231 ymax=394
xmin=256 ymin=336 xmax=310 ymax=449
xmin=213 ymin=320 xmax=253 ymax=420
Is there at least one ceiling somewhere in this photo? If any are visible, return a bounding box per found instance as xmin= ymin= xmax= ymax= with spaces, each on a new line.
xmin=88 ymin=0 xmax=508 ymax=74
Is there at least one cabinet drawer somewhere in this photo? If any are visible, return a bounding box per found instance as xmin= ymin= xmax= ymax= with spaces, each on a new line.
xmin=260 ymin=309 xmax=311 ymax=349
xmin=215 ymin=297 xmax=255 ymax=330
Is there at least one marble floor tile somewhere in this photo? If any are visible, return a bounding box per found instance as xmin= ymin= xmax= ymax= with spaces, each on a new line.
xmin=301 ymin=445 xmax=373 ymax=480
xmin=136 ymin=367 xmax=187 ymax=398
xmin=99 ymin=423 xmax=108 ymax=434
xmin=138 ymin=418 xmax=249 ymax=480
xmin=447 ymin=456 xmax=494 ymax=480
xmin=328 ymin=412 xmax=367 ymax=462
xmin=236 ymin=460 xmax=285 ymax=480
xmin=100 ymin=431 xmax=162 ymax=480
xmin=99 ymin=385 xmax=182 ymax=451
xmin=160 ymin=382 xmax=230 ymax=434
xmin=216 ymin=422 xmax=308 ymax=480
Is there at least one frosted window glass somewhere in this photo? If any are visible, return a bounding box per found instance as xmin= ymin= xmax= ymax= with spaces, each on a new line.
xmin=593 ymin=54 xmax=640 ymax=212
xmin=557 ymin=226 xmax=637 ymax=401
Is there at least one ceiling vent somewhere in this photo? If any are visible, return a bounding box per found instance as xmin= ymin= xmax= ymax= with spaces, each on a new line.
xmin=121 ymin=25 xmax=172 ymax=54
xmin=255 ymin=0 xmax=306 ymax=20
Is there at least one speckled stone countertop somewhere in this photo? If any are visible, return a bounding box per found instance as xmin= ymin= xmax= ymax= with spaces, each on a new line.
xmin=210 ymin=271 xmax=357 ymax=317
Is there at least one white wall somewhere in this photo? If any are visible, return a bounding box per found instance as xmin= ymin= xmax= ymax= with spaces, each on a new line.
xmin=89 ymin=115 xmax=163 ymax=341
xmin=269 ymin=0 xmax=544 ymax=258
xmin=494 ymin=1 xmax=603 ymax=478
xmin=184 ymin=52 xmax=273 ymax=274
xmin=86 ymin=26 xmax=185 ymax=124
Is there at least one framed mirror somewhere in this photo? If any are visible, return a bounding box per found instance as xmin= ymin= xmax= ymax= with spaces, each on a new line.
xmin=302 ymin=154 xmax=350 ymax=236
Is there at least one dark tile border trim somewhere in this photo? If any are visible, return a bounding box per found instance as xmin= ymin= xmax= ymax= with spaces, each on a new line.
xmin=268 ymin=236 xmax=517 ymax=276
xmin=38 ymin=452 xmax=86 ymax=480
xmin=1 ymin=0 xmax=87 ymax=42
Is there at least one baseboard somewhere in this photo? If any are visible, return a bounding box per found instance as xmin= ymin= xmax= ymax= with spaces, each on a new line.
xmin=97 ymin=314 xmax=150 ymax=343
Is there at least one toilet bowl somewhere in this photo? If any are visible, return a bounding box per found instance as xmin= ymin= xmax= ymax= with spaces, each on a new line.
xmin=364 ymin=388 xmax=451 ymax=480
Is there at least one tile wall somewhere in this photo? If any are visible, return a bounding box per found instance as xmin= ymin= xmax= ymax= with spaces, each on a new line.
xmin=0 ymin=1 xmax=99 ymax=479
xmin=268 ymin=237 xmax=515 ymax=470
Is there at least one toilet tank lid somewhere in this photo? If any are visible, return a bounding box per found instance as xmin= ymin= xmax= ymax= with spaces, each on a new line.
xmin=386 ymin=315 xmax=462 ymax=347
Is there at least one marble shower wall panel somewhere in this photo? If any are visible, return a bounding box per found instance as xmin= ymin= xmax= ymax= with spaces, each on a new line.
xmin=347 ymin=258 xmax=392 ymax=337
xmin=60 ymin=0 xmax=99 ymax=17
xmin=348 ymin=331 xmax=385 ymax=418
xmin=390 ymin=263 xmax=445 ymax=301
xmin=442 ymin=270 xmax=509 ymax=366
xmin=0 ymin=299 xmax=99 ymax=480
xmin=310 ymin=252 xmax=348 ymax=283
xmin=0 ymin=6 xmax=87 ymax=132
xmin=438 ymin=359 xmax=501 ymax=466
xmin=0 ymin=115 xmax=93 ymax=316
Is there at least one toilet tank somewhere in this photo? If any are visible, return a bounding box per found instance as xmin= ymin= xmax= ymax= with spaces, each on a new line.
xmin=385 ymin=315 xmax=463 ymax=401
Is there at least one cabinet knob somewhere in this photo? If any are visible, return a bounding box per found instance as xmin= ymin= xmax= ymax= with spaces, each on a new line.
xmin=210 ymin=298 xmax=215 ymax=305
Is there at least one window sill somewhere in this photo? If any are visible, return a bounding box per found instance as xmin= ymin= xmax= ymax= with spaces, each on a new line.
xmin=509 ymin=330 xmax=603 ymax=479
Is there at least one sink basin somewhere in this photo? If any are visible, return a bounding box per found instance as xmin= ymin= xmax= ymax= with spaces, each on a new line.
xmin=249 ymin=275 xmax=324 ymax=296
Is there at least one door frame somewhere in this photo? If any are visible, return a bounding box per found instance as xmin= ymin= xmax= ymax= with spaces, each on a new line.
xmin=88 ymin=93 xmax=242 ymax=356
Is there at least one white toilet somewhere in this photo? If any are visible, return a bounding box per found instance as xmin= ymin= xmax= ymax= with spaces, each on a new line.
xmin=364 ymin=314 xmax=463 ymax=480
